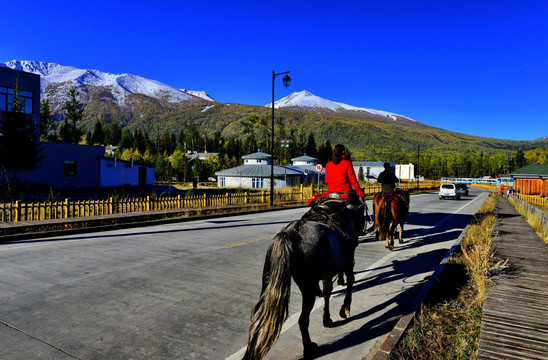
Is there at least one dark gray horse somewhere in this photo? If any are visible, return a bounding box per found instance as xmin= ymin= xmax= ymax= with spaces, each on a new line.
xmin=242 ymin=199 xmax=364 ymax=359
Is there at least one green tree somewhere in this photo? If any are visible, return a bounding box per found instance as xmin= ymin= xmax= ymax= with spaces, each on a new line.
xmin=358 ymin=166 xmax=364 ymax=182
xmin=120 ymin=128 xmax=134 ymax=149
xmin=192 ymin=158 xmax=207 ymax=181
xmin=317 ymin=139 xmax=333 ymax=166
xmin=305 ymin=131 xmax=318 ymax=158
xmin=90 ymin=120 xmax=105 ymax=145
xmin=170 ymin=150 xmax=186 ymax=182
xmin=154 ymin=153 xmax=171 ymax=181
xmin=39 ymin=98 xmax=56 ymax=141
xmin=0 ymin=77 xmax=43 ymax=181
xmin=105 ymin=121 xmax=122 ymax=146
xmin=59 ymin=88 xmax=84 ymax=143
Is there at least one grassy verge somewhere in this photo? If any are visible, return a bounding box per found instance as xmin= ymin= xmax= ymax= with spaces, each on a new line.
xmin=390 ymin=193 xmax=497 ymax=360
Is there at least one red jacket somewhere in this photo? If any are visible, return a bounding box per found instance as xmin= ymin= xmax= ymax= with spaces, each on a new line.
xmin=325 ymin=158 xmax=364 ymax=198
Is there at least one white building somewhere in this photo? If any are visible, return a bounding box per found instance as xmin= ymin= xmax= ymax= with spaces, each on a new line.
xmin=283 ymin=154 xmax=324 ymax=184
xmin=353 ymin=161 xmax=395 ymax=182
xmin=215 ymin=150 xmax=301 ymax=189
xmin=395 ymin=163 xmax=415 ymax=181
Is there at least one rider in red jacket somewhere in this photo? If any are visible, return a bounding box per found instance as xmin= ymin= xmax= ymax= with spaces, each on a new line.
xmin=325 ymin=144 xmax=365 ymax=202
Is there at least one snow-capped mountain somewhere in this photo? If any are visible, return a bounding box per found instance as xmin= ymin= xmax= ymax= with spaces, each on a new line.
xmin=180 ymin=89 xmax=214 ymax=102
xmin=266 ymin=90 xmax=406 ymax=121
xmin=0 ymin=60 xmax=212 ymax=105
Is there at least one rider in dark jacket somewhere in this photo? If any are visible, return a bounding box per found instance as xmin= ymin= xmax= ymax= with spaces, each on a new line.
xmin=378 ymin=162 xmax=399 ymax=193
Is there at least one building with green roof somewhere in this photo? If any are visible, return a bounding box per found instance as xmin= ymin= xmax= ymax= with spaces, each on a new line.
xmin=510 ymin=164 xmax=548 ymax=196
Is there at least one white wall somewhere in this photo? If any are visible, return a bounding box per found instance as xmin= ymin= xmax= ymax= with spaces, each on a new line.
xmin=395 ymin=163 xmax=415 ymax=181
xmin=217 ymin=176 xmax=298 ymax=189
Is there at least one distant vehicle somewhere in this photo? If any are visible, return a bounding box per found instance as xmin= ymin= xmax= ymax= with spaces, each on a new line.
xmin=456 ymin=183 xmax=469 ymax=196
xmin=439 ymin=183 xmax=461 ymax=200
xmin=496 ymin=178 xmax=514 ymax=187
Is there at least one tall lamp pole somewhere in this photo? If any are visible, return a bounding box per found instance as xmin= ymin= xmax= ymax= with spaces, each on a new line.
xmin=270 ymin=70 xmax=291 ymax=206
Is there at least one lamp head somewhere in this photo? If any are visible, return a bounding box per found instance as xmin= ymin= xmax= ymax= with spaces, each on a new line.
xmin=282 ymin=74 xmax=291 ymax=89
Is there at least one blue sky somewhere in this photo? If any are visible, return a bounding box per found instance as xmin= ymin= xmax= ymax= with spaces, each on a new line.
xmin=3 ymin=1 xmax=547 ymax=141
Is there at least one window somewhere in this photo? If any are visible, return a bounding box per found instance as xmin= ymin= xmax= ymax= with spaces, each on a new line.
xmin=252 ymin=177 xmax=264 ymax=188
xmin=0 ymin=87 xmax=33 ymax=114
xmin=219 ymin=176 xmax=225 ymax=187
xmin=63 ymin=160 xmax=77 ymax=177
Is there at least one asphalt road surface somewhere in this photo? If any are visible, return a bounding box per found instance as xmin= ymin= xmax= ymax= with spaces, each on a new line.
xmin=0 ymin=187 xmax=490 ymax=359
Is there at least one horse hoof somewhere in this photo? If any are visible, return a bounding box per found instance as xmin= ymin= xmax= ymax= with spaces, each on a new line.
xmin=399 ymin=240 xmax=404 ymax=244
xmin=340 ymin=306 xmax=350 ymax=319
xmin=323 ymin=318 xmax=334 ymax=327
xmin=303 ymin=342 xmax=319 ymax=357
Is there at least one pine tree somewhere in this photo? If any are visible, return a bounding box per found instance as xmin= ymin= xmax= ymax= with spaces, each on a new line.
xmin=39 ymin=98 xmax=56 ymax=141
xmin=59 ymin=88 xmax=84 ymax=144
xmin=0 ymin=77 xmax=43 ymax=181
xmin=90 ymin=120 xmax=105 ymax=145
xmin=305 ymin=131 xmax=318 ymax=158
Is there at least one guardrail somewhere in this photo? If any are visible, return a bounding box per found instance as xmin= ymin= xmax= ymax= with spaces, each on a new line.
xmin=0 ymin=181 xmax=440 ymax=223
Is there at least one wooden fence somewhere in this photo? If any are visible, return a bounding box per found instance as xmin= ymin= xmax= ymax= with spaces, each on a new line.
xmin=0 ymin=181 xmax=439 ymax=223
xmin=514 ymin=194 xmax=548 ymax=207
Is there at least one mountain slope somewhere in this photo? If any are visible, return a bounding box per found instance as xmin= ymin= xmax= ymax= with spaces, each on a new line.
xmin=266 ymin=90 xmax=405 ymax=121
xmin=2 ymin=60 xmax=546 ymax=159
xmin=1 ymin=60 xmax=212 ymax=105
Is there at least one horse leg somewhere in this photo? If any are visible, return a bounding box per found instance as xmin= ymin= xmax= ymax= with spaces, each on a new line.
xmin=337 ymin=272 xmax=345 ymax=286
xmin=385 ymin=222 xmax=394 ymax=250
xmin=398 ymin=222 xmax=404 ymax=244
xmin=390 ymin=218 xmax=397 ymax=249
xmin=322 ymin=279 xmax=334 ymax=327
xmin=340 ymin=265 xmax=354 ymax=319
xmin=299 ymin=288 xmax=319 ymax=357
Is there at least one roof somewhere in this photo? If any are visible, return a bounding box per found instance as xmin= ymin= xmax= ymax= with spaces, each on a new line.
xmin=353 ymin=161 xmax=388 ymax=167
xmin=241 ymin=151 xmax=274 ymax=160
xmin=186 ymin=152 xmax=218 ymax=161
xmin=284 ymin=165 xmax=325 ymax=175
xmin=215 ymin=164 xmax=301 ymax=177
xmin=510 ymin=164 xmax=548 ymax=178
xmin=291 ymin=155 xmax=318 ymax=162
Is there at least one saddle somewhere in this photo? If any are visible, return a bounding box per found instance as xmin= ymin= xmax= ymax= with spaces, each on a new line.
xmin=377 ymin=188 xmax=409 ymax=208
xmin=303 ymin=196 xmax=358 ymax=247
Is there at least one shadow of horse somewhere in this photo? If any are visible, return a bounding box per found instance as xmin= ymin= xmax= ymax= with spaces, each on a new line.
xmin=242 ymin=200 xmax=364 ymax=359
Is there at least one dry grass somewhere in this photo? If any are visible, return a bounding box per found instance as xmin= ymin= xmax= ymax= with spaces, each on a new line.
xmin=390 ymin=194 xmax=497 ymax=360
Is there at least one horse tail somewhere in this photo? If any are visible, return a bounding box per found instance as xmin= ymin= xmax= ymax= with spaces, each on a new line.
xmin=375 ymin=195 xmax=395 ymax=236
xmin=243 ymin=231 xmax=294 ymax=360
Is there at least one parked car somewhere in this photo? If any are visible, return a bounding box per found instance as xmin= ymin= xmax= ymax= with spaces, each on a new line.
xmin=439 ymin=183 xmax=461 ymax=200
xmin=456 ymin=183 xmax=469 ymax=196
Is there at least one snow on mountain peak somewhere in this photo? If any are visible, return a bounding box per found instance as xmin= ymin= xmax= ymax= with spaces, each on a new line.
xmin=180 ymin=89 xmax=214 ymax=102
xmin=266 ymin=90 xmax=408 ymax=121
xmin=0 ymin=60 xmax=203 ymax=105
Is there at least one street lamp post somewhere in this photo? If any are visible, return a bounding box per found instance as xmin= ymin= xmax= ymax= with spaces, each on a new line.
xmin=281 ymin=140 xmax=289 ymax=186
xmin=270 ymin=70 xmax=291 ymax=206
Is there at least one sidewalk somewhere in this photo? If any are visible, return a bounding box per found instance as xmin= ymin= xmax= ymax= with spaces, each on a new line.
xmin=478 ymin=197 xmax=548 ymax=359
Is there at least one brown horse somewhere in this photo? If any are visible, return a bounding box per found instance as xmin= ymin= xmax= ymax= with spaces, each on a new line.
xmin=370 ymin=191 xmax=410 ymax=250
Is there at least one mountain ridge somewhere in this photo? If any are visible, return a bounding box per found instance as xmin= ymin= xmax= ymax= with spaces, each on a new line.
xmin=1 ymin=60 xmax=547 ymax=157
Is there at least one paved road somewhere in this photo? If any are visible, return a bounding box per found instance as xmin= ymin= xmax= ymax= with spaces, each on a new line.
xmin=0 ymin=188 xmax=489 ymax=359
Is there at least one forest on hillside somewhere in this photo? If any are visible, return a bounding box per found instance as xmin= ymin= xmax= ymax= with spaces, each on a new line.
xmin=36 ymin=88 xmax=548 ymax=183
